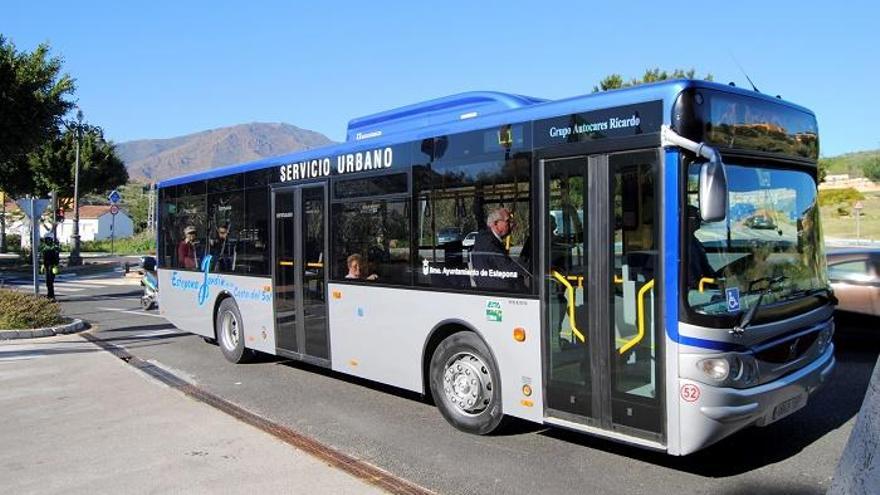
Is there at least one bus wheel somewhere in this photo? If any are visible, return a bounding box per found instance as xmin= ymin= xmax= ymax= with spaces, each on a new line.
xmin=430 ymin=332 xmax=504 ymax=435
xmin=216 ymin=298 xmax=252 ymax=363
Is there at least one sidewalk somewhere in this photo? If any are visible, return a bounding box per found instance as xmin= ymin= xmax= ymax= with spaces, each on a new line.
xmin=0 ymin=334 xmax=385 ymax=494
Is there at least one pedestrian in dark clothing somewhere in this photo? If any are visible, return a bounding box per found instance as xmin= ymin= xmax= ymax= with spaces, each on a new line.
xmin=471 ymin=207 xmax=530 ymax=291
xmin=41 ymin=235 xmax=61 ymax=301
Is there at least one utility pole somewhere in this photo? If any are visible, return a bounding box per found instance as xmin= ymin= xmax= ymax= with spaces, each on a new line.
xmin=854 ymin=201 xmax=864 ymax=245
xmin=31 ymin=197 xmax=39 ymax=295
xmin=50 ymin=190 xmax=58 ymax=239
xmin=146 ymin=183 xmax=156 ymax=233
xmin=67 ymin=109 xmax=84 ymax=266
xmin=0 ymin=191 xmax=6 ymax=253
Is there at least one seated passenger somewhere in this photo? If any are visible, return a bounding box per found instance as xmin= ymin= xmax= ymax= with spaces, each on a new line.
xmin=471 ymin=208 xmax=530 ymax=291
xmin=345 ymin=253 xmax=378 ymax=281
xmin=177 ymin=225 xmax=199 ymax=270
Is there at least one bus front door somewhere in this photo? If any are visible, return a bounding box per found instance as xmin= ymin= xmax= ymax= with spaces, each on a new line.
xmin=543 ymin=152 xmax=663 ymax=442
xmin=272 ymin=183 xmax=330 ymax=364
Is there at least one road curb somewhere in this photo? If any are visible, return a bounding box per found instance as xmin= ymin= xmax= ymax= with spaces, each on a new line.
xmin=0 ymin=318 xmax=87 ymax=340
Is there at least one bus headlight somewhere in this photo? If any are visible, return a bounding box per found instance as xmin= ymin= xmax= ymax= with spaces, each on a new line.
xmin=696 ymin=354 xmax=758 ymax=387
xmin=698 ymin=357 xmax=730 ymax=381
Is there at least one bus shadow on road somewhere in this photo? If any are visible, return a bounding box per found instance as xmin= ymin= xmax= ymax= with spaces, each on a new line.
xmin=539 ymin=329 xmax=879 ymax=476
xmin=272 ymin=357 xmax=427 ymax=405
xmin=101 ymin=322 xmax=177 ymax=333
xmin=268 ymin=357 xmax=547 ymax=436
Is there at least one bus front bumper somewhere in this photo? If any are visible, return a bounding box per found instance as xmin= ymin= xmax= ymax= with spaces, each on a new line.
xmin=677 ymin=345 xmax=835 ymax=455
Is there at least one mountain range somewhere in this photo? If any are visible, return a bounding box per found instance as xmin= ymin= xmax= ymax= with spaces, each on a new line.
xmin=116 ymin=123 xmax=336 ymax=182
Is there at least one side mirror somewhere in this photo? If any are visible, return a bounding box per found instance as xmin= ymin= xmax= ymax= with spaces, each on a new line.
xmin=699 ymin=160 xmax=728 ymax=222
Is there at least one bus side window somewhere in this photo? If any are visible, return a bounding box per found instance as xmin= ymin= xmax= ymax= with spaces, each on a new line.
xmin=332 ymin=199 xmax=411 ymax=285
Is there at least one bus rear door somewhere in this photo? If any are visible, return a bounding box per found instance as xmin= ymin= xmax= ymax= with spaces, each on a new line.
xmin=272 ymin=183 xmax=330 ymax=364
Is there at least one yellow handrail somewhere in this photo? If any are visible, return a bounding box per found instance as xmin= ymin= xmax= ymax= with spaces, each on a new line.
xmin=566 ymin=275 xmax=584 ymax=288
xmin=551 ymin=270 xmax=586 ymax=343
xmin=698 ymin=277 xmax=716 ymax=293
xmin=619 ymin=279 xmax=655 ymax=355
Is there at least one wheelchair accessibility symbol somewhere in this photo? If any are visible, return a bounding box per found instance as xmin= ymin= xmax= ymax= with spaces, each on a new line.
xmin=726 ymin=288 xmax=740 ymax=312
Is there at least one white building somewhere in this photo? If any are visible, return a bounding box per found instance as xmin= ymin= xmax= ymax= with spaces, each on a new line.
xmin=56 ymin=205 xmax=134 ymax=244
xmin=9 ymin=204 xmax=134 ymax=248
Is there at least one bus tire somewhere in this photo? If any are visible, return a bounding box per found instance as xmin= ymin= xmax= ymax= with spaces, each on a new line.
xmin=216 ymin=298 xmax=252 ymax=363
xmin=429 ymin=332 xmax=504 ymax=435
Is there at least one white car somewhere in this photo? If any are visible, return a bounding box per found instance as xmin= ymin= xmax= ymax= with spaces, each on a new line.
xmin=462 ymin=231 xmax=478 ymax=248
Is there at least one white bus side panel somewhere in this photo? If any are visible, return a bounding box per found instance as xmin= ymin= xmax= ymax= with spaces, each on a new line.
xmin=664 ymin=333 xmax=681 ymax=455
xmin=158 ymin=269 xmax=277 ymax=354
xmin=328 ymin=283 xmax=544 ymax=423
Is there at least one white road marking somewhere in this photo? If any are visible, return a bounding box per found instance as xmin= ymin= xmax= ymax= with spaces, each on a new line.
xmin=95 ymin=307 xmax=167 ymax=319
xmin=1 ymin=276 xmax=139 ymax=294
xmin=131 ymin=329 xmax=183 ymax=338
xmin=68 ymin=278 xmax=140 ymax=286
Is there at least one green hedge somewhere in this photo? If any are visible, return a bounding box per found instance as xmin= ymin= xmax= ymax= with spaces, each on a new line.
xmin=0 ymin=289 xmax=64 ymax=329
xmin=75 ymin=231 xmax=156 ymax=255
xmin=818 ymin=188 xmax=865 ymax=207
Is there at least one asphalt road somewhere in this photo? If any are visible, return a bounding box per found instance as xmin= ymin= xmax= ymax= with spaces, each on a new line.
xmin=49 ymin=271 xmax=879 ymax=495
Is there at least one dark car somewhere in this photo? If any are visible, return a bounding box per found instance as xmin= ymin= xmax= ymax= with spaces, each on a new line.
xmin=827 ymin=248 xmax=880 ymax=316
xmin=744 ymin=214 xmax=777 ymax=230
xmin=437 ymin=227 xmax=463 ymax=245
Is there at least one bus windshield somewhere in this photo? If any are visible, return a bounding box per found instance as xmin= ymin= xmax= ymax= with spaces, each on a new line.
xmin=685 ymin=162 xmax=828 ymax=318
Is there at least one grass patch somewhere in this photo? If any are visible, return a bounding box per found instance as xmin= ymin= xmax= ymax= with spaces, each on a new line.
xmin=71 ymin=231 xmax=156 ymax=255
xmin=0 ymin=290 xmax=64 ymax=329
xmin=821 ymin=191 xmax=880 ymax=241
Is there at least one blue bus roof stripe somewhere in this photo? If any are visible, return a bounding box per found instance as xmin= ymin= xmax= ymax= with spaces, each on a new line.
xmin=157 ymin=80 xmax=814 ymax=188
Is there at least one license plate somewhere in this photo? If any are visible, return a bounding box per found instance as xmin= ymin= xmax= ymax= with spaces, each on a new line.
xmin=771 ymin=394 xmax=807 ymax=422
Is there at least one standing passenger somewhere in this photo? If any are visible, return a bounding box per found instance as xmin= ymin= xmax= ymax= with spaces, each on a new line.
xmin=210 ymin=224 xmax=236 ymax=272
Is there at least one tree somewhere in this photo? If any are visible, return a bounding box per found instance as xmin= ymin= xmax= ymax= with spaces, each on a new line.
xmin=26 ymin=123 xmax=129 ymax=199
xmin=119 ymin=182 xmax=150 ymax=232
xmin=0 ymin=36 xmax=75 ymax=197
xmin=863 ymin=156 xmax=880 ymax=183
xmin=592 ymin=68 xmax=713 ymax=93
xmin=817 ymin=158 xmax=830 ymax=183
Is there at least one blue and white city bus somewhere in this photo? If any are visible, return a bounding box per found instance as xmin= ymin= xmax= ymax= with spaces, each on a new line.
xmin=156 ymin=80 xmax=834 ymax=455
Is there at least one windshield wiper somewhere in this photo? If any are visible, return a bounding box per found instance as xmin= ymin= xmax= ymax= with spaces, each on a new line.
xmin=779 ymin=286 xmax=837 ymax=304
xmin=731 ymin=275 xmax=787 ymax=336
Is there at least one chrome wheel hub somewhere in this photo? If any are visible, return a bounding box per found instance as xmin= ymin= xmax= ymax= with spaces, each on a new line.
xmin=221 ymin=311 xmax=239 ymax=350
xmin=443 ymin=352 xmax=493 ymax=415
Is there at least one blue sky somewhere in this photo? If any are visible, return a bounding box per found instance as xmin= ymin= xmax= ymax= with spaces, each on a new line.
xmin=6 ymin=1 xmax=878 ymax=156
